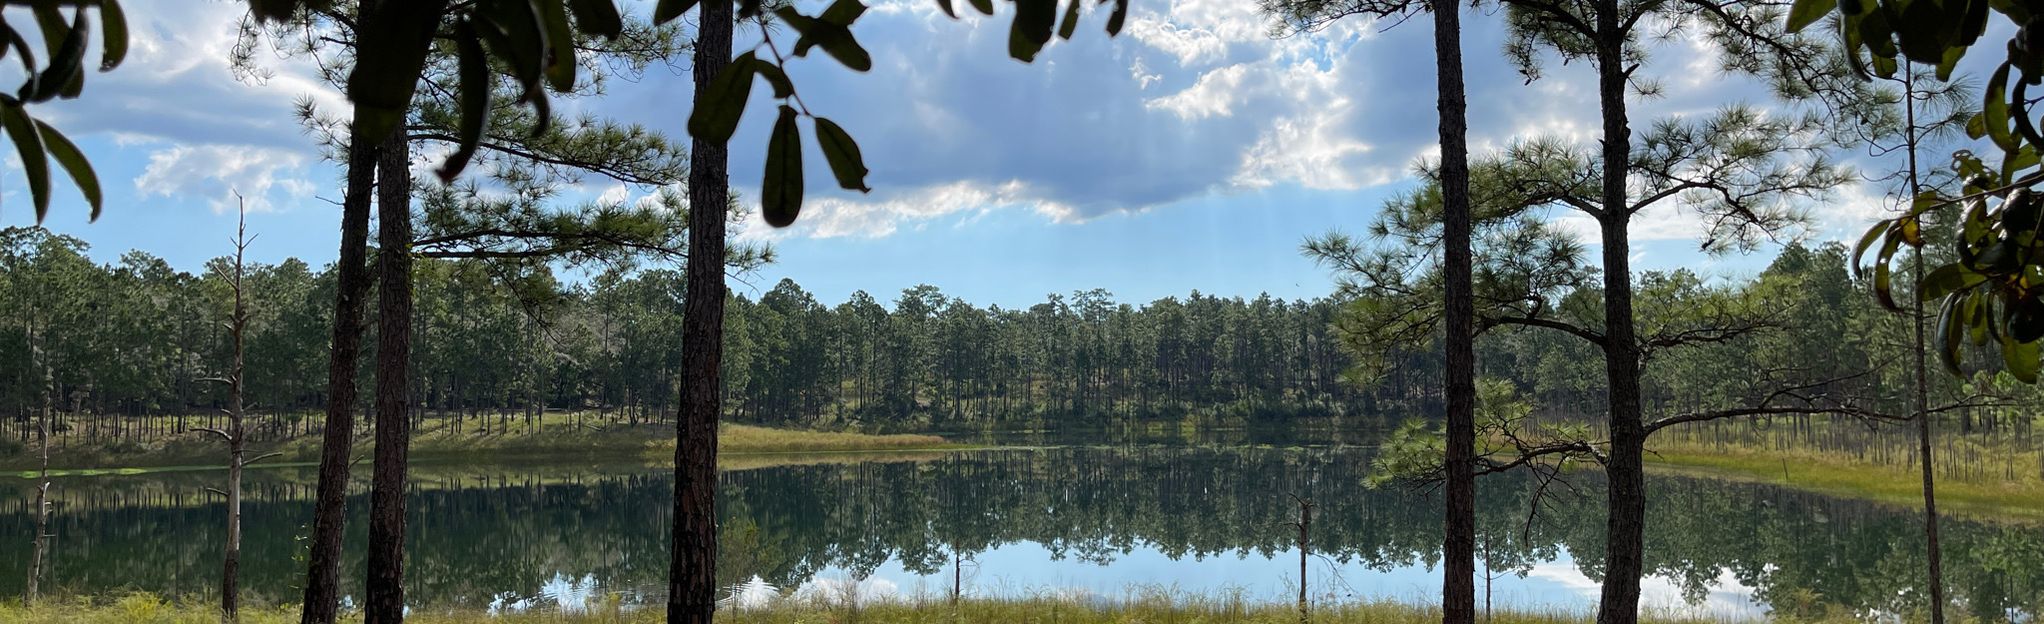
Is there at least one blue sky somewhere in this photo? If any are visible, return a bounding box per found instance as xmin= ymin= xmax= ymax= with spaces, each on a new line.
xmin=1 ymin=0 xmax=1948 ymax=310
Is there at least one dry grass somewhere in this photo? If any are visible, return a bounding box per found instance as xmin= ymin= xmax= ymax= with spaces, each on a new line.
xmin=0 ymin=592 xmax=1841 ymax=624
xmin=8 ymin=422 xmax=971 ymax=476
xmin=1646 ymin=439 xmax=2044 ymax=521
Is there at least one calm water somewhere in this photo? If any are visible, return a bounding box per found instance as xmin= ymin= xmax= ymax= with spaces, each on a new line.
xmin=3 ymin=445 xmax=2040 ymax=620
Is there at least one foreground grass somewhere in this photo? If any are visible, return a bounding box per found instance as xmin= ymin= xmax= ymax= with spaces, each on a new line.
xmin=0 ymin=593 xmax=1834 ymax=624
xmin=6 ymin=422 xmax=970 ymax=476
xmin=1646 ymin=439 xmax=2044 ymax=521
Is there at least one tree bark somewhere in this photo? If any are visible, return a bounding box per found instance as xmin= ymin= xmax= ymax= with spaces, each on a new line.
xmin=1432 ymin=0 xmax=1477 ymax=621
xmin=366 ymin=122 xmax=416 ymax=624
xmin=1591 ymin=0 xmax=1646 ymax=620
xmin=669 ymin=1 xmax=732 ymax=622
xmin=300 ymin=120 xmax=384 ymax=624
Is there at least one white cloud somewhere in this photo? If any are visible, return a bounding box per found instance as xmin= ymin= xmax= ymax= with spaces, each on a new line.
xmin=134 ymin=144 xmax=314 ymax=213
xmin=1147 ymin=64 xmax=1251 ymax=120
xmin=740 ymin=180 xmax=1069 ymax=240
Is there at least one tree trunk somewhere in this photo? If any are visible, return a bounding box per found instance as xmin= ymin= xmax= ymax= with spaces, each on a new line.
xmin=300 ymin=121 xmax=384 ymax=624
xmin=1903 ymin=70 xmax=1948 ymax=624
xmin=669 ymin=2 xmax=733 ymax=622
xmin=1591 ymin=0 xmax=1646 ymax=619
xmin=224 ymin=206 xmax=252 ymax=624
xmin=25 ymin=353 xmax=51 ymax=606
xmin=1432 ymin=0 xmax=1476 ymax=620
xmin=366 ymin=122 xmax=416 ymax=624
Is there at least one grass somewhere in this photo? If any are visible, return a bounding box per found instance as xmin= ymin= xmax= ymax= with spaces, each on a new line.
xmin=0 ymin=592 xmax=1865 ymax=624
xmin=5 ymin=420 xmax=973 ymax=477
xmin=1645 ymin=438 xmax=2044 ymax=521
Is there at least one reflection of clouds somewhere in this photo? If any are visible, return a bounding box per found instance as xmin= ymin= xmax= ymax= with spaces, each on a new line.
xmin=1522 ymin=560 xmax=1765 ymax=620
xmin=486 ymin=572 xmax=610 ymax=614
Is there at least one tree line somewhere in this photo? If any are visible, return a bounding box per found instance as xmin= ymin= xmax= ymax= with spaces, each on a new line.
xmin=9 ymin=224 xmax=2041 ymax=458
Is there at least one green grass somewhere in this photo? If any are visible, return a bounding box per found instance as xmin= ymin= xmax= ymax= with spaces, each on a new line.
xmin=1646 ymin=440 xmax=2044 ymax=521
xmin=6 ymin=422 xmax=974 ymax=477
xmin=0 ymin=592 xmax=1858 ymax=624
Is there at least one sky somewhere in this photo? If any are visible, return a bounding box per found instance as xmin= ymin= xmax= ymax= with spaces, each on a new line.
xmin=0 ymin=0 xmax=1958 ymax=310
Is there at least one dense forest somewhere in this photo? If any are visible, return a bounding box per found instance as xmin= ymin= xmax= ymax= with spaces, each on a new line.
xmin=6 ymin=225 xmax=2037 ymax=446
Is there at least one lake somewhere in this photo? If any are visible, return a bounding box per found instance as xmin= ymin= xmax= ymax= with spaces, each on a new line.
xmin=3 ymin=444 xmax=2039 ymax=621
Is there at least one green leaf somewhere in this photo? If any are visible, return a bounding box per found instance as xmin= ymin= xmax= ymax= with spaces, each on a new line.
xmin=98 ymin=0 xmax=127 ymax=71
xmin=936 ymin=0 xmax=957 ymax=18
xmin=813 ymin=117 xmax=870 ymax=192
xmin=32 ymin=118 xmax=100 ymax=221
xmin=3 ymin=105 xmax=53 ymax=223
xmin=1106 ymin=0 xmax=1127 ymax=35
xmin=1785 ymin=0 xmax=1830 ymax=32
xmin=1010 ymin=0 xmax=1057 ymax=61
xmin=568 ymin=0 xmax=625 ymax=39
xmin=1919 ymin=263 xmax=1985 ymax=301
xmin=1873 ymin=233 xmax=1902 ymax=311
xmin=762 ymin=105 xmax=804 ymax=227
xmin=438 ymin=20 xmax=491 ymax=183
xmin=1984 ymin=63 xmax=2016 ymax=151
xmin=654 ymin=0 xmax=700 ymax=24
xmin=687 ymin=51 xmax=757 ymax=144
xmin=1850 ymin=221 xmax=1887 ymax=279
xmin=777 ymin=7 xmax=873 ymax=72
xmin=1058 ymin=0 xmax=1081 ymax=40
xmin=538 ymin=0 xmax=579 ymax=92
xmin=968 ymin=0 xmax=994 ymax=15
xmin=817 ymin=0 xmax=868 ymax=26
xmin=1938 ymin=292 xmax=1966 ymax=375
xmin=2003 ymin=335 xmax=2040 ymax=383
xmin=754 ymin=60 xmax=795 ymax=98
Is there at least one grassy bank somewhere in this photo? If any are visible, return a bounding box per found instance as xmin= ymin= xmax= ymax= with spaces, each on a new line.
xmin=0 ymin=592 xmax=1838 ymax=624
xmin=5 ymin=422 xmax=970 ymax=476
xmin=1646 ymin=439 xmax=2044 ymax=520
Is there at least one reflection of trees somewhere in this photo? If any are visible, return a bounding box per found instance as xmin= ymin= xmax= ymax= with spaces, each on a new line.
xmin=0 ymin=448 xmax=2037 ymax=618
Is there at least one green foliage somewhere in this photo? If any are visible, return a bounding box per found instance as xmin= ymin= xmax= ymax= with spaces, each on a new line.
xmin=0 ymin=1 xmax=127 ymax=223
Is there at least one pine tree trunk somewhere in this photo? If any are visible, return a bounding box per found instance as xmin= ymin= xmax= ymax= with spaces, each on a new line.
xmin=1903 ymin=72 xmax=1948 ymax=624
xmin=670 ymin=2 xmax=733 ymax=621
xmin=1434 ymin=0 xmax=1477 ymax=617
xmin=1592 ymin=0 xmax=1645 ymax=618
xmin=300 ymin=121 xmax=385 ymax=624
xmin=366 ymin=119 xmax=416 ymax=624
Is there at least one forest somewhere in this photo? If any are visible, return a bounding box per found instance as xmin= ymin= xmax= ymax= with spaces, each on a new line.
xmin=4 ymin=0 xmax=2044 ymax=622
xmin=9 ymin=226 xmax=2033 ymax=442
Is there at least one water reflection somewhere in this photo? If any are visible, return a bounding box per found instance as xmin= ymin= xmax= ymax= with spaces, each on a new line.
xmin=1 ymin=447 xmax=2038 ymax=621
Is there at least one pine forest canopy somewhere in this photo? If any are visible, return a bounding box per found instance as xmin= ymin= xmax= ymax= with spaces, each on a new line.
xmin=4 ymin=229 xmax=2031 ymax=437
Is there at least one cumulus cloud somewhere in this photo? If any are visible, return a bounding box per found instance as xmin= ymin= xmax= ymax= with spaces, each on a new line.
xmin=135 ymin=144 xmax=315 ymax=213
xmin=739 ymin=180 xmax=1069 ymax=240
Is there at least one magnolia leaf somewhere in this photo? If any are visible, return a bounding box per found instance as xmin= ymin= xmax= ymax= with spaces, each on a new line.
xmin=687 ymin=51 xmax=757 ymax=143
xmin=98 ymin=0 xmax=126 ymax=71
xmin=654 ymin=0 xmax=700 ymax=24
xmin=568 ymin=0 xmax=625 ymax=39
xmin=755 ymin=60 xmax=795 ymax=98
xmin=762 ymin=105 xmax=804 ymax=227
xmin=814 ymin=116 xmax=870 ymax=192
xmin=2003 ymin=335 xmax=2040 ymax=383
xmin=537 ymin=0 xmax=578 ymax=92
xmin=1785 ymin=0 xmax=1829 ymax=32
xmin=33 ymin=118 xmax=100 ymax=221
xmin=3 ymin=105 xmax=52 ymax=222
xmin=439 ymin=20 xmax=490 ymax=183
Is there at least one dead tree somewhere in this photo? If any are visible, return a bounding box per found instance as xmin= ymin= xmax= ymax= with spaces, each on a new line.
xmin=1287 ymin=494 xmax=1315 ymax=623
xmin=24 ymin=341 xmax=51 ymax=606
xmin=195 ymin=200 xmax=284 ymax=623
